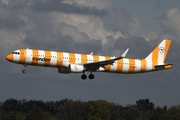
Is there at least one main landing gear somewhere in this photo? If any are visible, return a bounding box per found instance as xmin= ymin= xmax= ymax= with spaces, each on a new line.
xmin=22 ymin=65 xmax=27 ymax=73
xmin=81 ymin=71 xmax=94 ymax=80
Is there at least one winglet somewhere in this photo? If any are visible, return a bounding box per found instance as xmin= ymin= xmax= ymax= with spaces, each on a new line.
xmin=121 ymin=48 xmax=129 ymax=57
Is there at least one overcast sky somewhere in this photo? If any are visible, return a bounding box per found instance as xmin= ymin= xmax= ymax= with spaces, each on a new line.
xmin=1 ymin=0 xmax=180 ymax=107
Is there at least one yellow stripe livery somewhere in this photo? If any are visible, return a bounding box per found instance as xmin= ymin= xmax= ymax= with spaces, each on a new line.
xmin=6 ymin=39 xmax=172 ymax=80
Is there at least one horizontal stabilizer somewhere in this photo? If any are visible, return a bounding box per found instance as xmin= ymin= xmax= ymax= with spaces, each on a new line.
xmin=154 ymin=63 xmax=173 ymax=70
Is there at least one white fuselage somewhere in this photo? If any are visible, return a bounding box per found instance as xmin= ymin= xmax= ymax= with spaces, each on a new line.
xmin=7 ymin=49 xmax=156 ymax=74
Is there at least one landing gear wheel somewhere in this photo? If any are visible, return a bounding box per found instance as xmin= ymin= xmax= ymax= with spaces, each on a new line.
xmin=81 ymin=74 xmax=87 ymax=80
xmin=89 ymin=74 xmax=94 ymax=79
xmin=22 ymin=70 xmax=26 ymax=73
xmin=22 ymin=64 xmax=27 ymax=73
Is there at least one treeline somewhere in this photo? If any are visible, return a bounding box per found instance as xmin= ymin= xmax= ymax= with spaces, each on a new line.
xmin=0 ymin=98 xmax=179 ymax=120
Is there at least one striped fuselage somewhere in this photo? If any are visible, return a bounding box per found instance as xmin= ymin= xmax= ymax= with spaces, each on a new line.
xmin=9 ymin=49 xmax=157 ymax=74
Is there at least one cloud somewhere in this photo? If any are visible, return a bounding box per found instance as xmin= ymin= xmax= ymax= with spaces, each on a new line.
xmin=104 ymin=34 xmax=149 ymax=58
xmin=25 ymin=29 xmax=59 ymax=49
xmin=0 ymin=8 xmax=24 ymax=28
xmin=1 ymin=0 xmax=180 ymax=107
xmin=31 ymin=0 xmax=108 ymax=16
xmin=49 ymin=12 xmax=125 ymax=44
xmin=155 ymin=0 xmax=162 ymax=9
xmin=1 ymin=0 xmax=9 ymax=5
xmin=155 ymin=8 xmax=180 ymax=42
xmin=102 ymin=8 xmax=159 ymax=41
xmin=55 ymin=23 xmax=89 ymax=43
xmin=63 ymin=0 xmax=110 ymax=10
xmin=0 ymin=29 xmax=27 ymax=56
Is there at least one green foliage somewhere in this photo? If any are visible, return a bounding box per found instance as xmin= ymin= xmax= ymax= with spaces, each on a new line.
xmin=0 ymin=98 xmax=179 ymax=120
xmin=162 ymin=105 xmax=180 ymax=120
xmin=3 ymin=98 xmax=18 ymax=111
xmin=109 ymin=103 xmax=124 ymax=120
xmin=122 ymin=106 xmax=140 ymax=120
xmin=56 ymin=100 xmax=89 ymax=120
xmin=26 ymin=107 xmax=43 ymax=120
xmin=136 ymin=99 xmax=154 ymax=111
xmin=87 ymin=99 xmax=111 ymax=120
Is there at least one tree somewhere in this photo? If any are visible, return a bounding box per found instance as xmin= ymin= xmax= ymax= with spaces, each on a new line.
xmin=3 ymin=98 xmax=18 ymax=111
xmin=122 ymin=105 xmax=140 ymax=120
xmin=26 ymin=107 xmax=43 ymax=120
xmin=110 ymin=103 xmax=124 ymax=120
xmin=87 ymin=99 xmax=111 ymax=120
xmin=3 ymin=111 xmax=16 ymax=120
xmin=163 ymin=105 xmax=180 ymax=120
xmin=136 ymin=99 xmax=154 ymax=111
xmin=56 ymin=100 xmax=88 ymax=120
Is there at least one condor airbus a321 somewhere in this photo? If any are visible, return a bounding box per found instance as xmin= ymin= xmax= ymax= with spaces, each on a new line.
xmin=6 ymin=39 xmax=172 ymax=80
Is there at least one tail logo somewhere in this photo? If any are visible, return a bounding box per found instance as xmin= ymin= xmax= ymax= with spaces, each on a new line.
xmin=159 ymin=47 xmax=164 ymax=53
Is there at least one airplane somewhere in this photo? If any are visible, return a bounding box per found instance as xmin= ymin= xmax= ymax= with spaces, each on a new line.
xmin=6 ymin=39 xmax=172 ymax=80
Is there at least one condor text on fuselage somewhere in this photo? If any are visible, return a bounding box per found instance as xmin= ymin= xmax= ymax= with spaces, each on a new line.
xmin=32 ymin=57 xmax=51 ymax=62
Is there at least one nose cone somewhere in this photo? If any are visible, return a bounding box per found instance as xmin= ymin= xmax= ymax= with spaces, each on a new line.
xmin=6 ymin=54 xmax=13 ymax=62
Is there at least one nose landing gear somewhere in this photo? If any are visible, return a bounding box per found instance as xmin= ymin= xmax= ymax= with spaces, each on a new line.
xmin=22 ymin=70 xmax=26 ymax=73
xmin=22 ymin=65 xmax=27 ymax=73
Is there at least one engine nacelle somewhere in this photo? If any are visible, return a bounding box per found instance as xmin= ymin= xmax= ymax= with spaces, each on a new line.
xmin=58 ymin=67 xmax=71 ymax=74
xmin=58 ymin=64 xmax=84 ymax=74
xmin=70 ymin=64 xmax=84 ymax=73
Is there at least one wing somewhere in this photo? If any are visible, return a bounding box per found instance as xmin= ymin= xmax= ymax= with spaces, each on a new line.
xmin=83 ymin=48 xmax=129 ymax=71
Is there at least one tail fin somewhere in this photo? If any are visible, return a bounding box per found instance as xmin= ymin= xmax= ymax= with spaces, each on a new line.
xmin=145 ymin=39 xmax=171 ymax=65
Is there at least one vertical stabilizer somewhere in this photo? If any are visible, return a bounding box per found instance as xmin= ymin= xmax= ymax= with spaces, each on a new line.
xmin=145 ymin=39 xmax=171 ymax=65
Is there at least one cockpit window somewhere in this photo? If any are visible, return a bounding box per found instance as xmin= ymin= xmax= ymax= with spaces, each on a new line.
xmin=12 ymin=52 xmax=20 ymax=55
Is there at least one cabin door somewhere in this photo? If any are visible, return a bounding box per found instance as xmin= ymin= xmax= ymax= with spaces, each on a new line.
xmin=142 ymin=60 xmax=146 ymax=70
xmin=57 ymin=52 xmax=63 ymax=67
xmin=25 ymin=48 xmax=29 ymax=59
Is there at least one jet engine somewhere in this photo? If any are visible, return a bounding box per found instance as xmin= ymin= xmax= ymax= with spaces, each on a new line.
xmin=58 ymin=67 xmax=71 ymax=74
xmin=70 ymin=64 xmax=84 ymax=73
xmin=58 ymin=64 xmax=84 ymax=74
